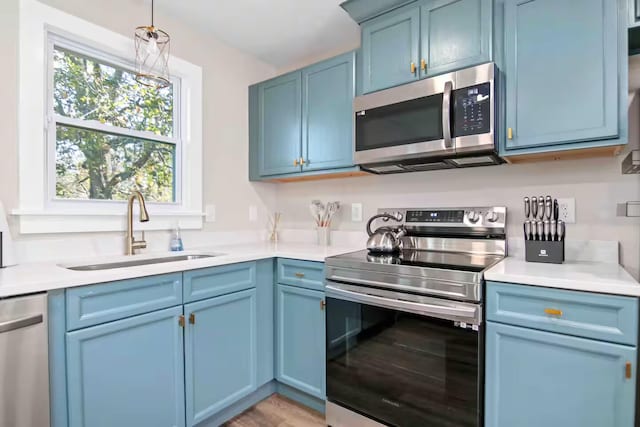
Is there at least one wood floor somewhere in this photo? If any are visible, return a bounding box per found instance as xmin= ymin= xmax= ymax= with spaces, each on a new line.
xmin=222 ymin=394 xmax=325 ymax=427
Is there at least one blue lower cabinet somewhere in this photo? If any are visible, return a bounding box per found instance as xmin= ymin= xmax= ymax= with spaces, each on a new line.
xmin=276 ymin=284 xmax=326 ymax=399
xmin=66 ymin=306 xmax=186 ymax=427
xmin=486 ymin=322 xmax=637 ymax=427
xmin=184 ymin=289 xmax=257 ymax=426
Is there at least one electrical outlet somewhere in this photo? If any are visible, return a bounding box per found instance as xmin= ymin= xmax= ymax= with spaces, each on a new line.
xmin=249 ymin=205 xmax=258 ymax=222
xmin=205 ymin=205 xmax=216 ymax=222
xmin=557 ymin=198 xmax=576 ymax=223
xmin=351 ymin=203 xmax=363 ymax=222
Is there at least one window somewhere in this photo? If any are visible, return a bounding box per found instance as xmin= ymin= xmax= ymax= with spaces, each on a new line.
xmin=17 ymin=0 xmax=203 ymax=234
xmin=51 ymin=43 xmax=179 ymax=204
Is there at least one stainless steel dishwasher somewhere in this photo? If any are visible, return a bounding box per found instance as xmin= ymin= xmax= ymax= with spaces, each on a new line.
xmin=0 ymin=293 xmax=50 ymax=427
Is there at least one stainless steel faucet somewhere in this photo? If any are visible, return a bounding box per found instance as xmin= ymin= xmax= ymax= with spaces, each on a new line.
xmin=126 ymin=191 xmax=150 ymax=255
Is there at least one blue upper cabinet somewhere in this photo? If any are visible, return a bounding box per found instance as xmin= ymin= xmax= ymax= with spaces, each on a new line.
xmin=302 ymin=52 xmax=356 ymax=171
xmin=420 ymin=0 xmax=492 ymax=78
xmin=258 ymin=71 xmax=302 ymax=176
xmin=502 ymin=0 xmax=622 ymax=154
xmin=184 ymin=289 xmax=257 ymax=426
xmin=486 ymin=322 xmax=636 ymax=427
xmin=361 ymin=5 xmax=421 ymax=93
xmin=276 ymin=284 xmax=326 ymax=399
xmin=66 ymin=306 xmax=186 ymax=427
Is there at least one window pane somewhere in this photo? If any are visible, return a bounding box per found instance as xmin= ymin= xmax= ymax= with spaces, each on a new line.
xmin=56 ymin=125 xmax=176 ymax=203
xmin=53 ymin=46 xmax=174 ymax=137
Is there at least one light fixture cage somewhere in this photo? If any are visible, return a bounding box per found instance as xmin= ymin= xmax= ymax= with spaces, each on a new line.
xmin=134 ymin=25 xmax=171 ymax=88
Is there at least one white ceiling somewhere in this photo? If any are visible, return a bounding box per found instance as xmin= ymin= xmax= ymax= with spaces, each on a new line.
xmin=156 ymin=0 xmax=360 ymax=68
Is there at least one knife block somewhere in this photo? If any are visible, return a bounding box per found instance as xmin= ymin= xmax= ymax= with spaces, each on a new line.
xmin=525 ymin=240 xmax=565 ymax=264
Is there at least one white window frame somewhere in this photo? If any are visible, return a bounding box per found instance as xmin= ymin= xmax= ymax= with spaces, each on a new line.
xmin=16 ymin=0 xmax=203 ymax=234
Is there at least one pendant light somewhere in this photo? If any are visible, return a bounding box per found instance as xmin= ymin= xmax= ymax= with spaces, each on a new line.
xmin=134 ymin=0 xmax=170 ymax=88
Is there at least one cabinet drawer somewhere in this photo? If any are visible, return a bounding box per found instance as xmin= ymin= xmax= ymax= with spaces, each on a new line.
xmin=183 ymin=262 xmax=256 ymax=303
xmin=66 ymin=273 xmax=183 ymax=331
xmin=487 ymin=282 xmax=638 ymax=346
xmin=277 ymin=259 xmax=325 ymax=291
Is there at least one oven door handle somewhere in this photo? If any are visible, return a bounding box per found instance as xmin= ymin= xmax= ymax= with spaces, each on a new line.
xmin=325 ymin=283 xmax=480 ymax=325
xmin=442 ymin=80 xmax=453 ymax=149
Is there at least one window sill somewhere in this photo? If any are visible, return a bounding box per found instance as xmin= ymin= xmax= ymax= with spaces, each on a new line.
xmin=11 ymin=209 xmax=204 ymax=234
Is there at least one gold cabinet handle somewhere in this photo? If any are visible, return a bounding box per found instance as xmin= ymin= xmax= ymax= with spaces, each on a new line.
xmin=299 ymin=157 xmax=306 ymax=166
xmin=320 ymin=300 xmax=326 ymax=311
xmin=178 ymin=315 xmax=185 ymax=328
xmin=421 ymin=59 xmax=426 ymax=71
xmin=189 ymin=313 xmax=195 ymax=325
xmin=293 ymin=158 xmax=299 ymax=166
xmin=544 ymin=308 xmax=563 ymax=317
xmin=507 ymin=128 xmax=514 ymax=140
xmin=626 ymin=361 xmax=633 ymax=379
xmin=294 ymin=272 xmax=305 ymax=278
xmin=410 ymin=62 xmax=416 ymax=74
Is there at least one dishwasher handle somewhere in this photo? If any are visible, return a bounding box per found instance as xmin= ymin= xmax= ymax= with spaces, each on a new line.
xmin=0 ymin=314 xmax=43 ymax=334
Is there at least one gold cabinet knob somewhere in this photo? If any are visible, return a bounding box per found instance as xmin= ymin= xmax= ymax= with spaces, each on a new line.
xmin=626 ymin=361 xmax=633 ymax=379
xmin=189 ymin=313 xmax=195 ymax=324
xmin=421 ymin=59 xmax=426 ymax=71
xmin=507 ymin=128 xmax=514 ymax=140
xmin=300 ymin=157 xmax=306 ymax=166
xmin=544 ymin=308 xmax=562 ymax=317
xmin=410 ymin=62 xmax=416 ymax=74
xmin=293 ymin=158 xmax=299 ymax=166
xmin=320 ymin=300 xmax=326 ymax=310
xmin=294 ymin=272 xmax=305 ymax=278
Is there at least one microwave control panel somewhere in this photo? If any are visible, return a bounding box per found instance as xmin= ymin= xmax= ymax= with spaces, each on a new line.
xmin=452 ymin=82 xmax=491 ymax=137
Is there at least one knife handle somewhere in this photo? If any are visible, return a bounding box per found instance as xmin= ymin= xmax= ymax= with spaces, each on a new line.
xmin=543 ymin=220 xmax=550 ymax=241
xmin=531 ymin=197 xmax=538 ymax=218
xmin=524 ymin=221 xmax=529 ymax=240
xmin=524 ymin=197 xmax=530 ymax=219
xmin=558 ymin=220 xmax=566 ymax=241
xmin=553 ymin=199 xmax=559 ymax=221
xmin=538 ymin=198 xmax=545 ymax=219
xmin=551 ymin=220 xmax=557 ymax=242
xmin=545 ymin=200 xmax=552 ymax=220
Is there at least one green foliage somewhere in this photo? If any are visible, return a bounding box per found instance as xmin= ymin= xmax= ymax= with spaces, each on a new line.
xmin=53 ymin=47 xmax=176 ymax=202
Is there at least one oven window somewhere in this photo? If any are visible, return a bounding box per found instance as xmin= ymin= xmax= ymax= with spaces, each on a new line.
xmin=326 ymin=297 xmax=480 ymax=427
xmin=355 ymin=94 xmax=443 ymax=152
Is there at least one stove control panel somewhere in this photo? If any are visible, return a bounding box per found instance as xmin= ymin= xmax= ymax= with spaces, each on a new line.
xmin=380 ymin=207 xmax=506 ymax=229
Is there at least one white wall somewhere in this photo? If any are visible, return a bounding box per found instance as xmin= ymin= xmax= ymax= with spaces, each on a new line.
xmin=0 ymin=0 xmax=278 ymax=242
xmin=275 ymin=97 xmax=640 ymax=279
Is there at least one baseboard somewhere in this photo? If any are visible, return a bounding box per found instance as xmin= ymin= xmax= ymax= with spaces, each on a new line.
xmin=276 ymin=382 xmax=326 ymax=414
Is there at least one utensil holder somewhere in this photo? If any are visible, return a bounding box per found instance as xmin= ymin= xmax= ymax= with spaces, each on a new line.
xmin=317 ymin=227 xmax=330 ymax=247
xmin=525 ymin=240 xmax=565 ymax=264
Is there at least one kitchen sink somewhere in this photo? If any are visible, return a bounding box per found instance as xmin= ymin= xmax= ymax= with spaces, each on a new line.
xmin=62 ymin=254 xmax=218 ymax=271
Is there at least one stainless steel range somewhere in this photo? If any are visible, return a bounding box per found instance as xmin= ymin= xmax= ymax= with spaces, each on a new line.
xmin=325 ymin=206 xmax=507 ymax=427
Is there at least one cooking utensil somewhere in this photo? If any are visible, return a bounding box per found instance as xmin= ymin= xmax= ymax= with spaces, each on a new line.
xmin=537 ymin=221 xmax=544 ymax=241
xmin=550 ymin=220 xmax=557 ymax=242
xmin=538 ymin=197 xmax=545 ymax=219
xmin=545 ymin=199 xmax=552 ymax=220
xmin=524 ymin=221 xmax=531 ymax=240
xmin=366 ymin=213 xmax=406 ymax=253
xmin=558 ymin=220 xmax=566 ymax=241
xmin=531 ymin=197 xmax=538 ymax=219
xmin=553 ymin=199 xmax=559 ymax=221
xmin=524 ymin=197 xmax=530 ymax=219
xmin=543 ymin=220 xmax=550 ymax=241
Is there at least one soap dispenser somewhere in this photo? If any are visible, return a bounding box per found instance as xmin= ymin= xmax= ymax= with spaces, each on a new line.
xmin=170 ymin=223 xmax=184 ymax=252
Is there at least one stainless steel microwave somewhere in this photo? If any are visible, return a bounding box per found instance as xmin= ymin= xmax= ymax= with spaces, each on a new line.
xmin=354 ymin=63 xmax=502 ymax=173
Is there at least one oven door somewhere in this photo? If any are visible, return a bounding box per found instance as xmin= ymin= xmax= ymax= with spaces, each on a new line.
xmin=353 ymin=75 xmax=454 ymax=165
xmin=325 ymin=282 xmax=483 ymax=427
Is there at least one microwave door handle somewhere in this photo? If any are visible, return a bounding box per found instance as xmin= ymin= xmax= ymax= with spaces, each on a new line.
xmin=442 ymin=80 xmax=453 ymax=149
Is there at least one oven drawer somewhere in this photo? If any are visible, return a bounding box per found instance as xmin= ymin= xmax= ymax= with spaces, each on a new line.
xmin=277 ymin=259 xmax=325 ymax=291
xmin=486 ymin=282 xmax=638 ymax=346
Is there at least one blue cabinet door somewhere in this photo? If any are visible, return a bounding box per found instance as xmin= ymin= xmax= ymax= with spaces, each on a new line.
xmin=302 ymin=52 xmax=355 ymax=171
xmin=361 ymin=5 xmax=420 ymax=93
xmin=486 ymin=322 xmax=637 ymax=427
xmin=258 ymin=72 xmax=302 ymax=176
xmin=66 ymin=306 xmax=185 ymax=427
xmin=184 ymin=289 xmax=257 ymax=426
xmin=420 ymin=0 xmax=492 ymax=78
xmin=503 ymin=0 xmax=619 ymax=151
xmin=276 ymin=284 xmax=325 ymax=399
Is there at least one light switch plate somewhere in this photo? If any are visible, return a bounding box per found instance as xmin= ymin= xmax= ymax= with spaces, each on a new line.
xmin=351 ymin=203 xmax=363 ymax=222
xmin=205 ymin=205 xmax=216 ymax=222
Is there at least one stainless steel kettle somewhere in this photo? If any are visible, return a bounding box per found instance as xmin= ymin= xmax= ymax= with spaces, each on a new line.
xmin=366 ymin=213 xmax=406 ymax=253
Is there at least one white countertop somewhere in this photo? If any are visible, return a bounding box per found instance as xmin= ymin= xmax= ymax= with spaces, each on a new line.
xmin=485 ymin=257 xmax=640 ymax=297
xmin=1 ymin=241 xmax=638 ymax=298
xmin=0 ymin=243 xmax=361 ymax=298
